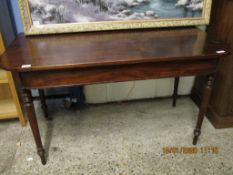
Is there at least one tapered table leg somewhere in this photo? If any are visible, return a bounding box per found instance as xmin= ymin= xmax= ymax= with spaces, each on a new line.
xmin=193 ymin=75 xmax=214 ymax=145
xmin=22 ymin=89 xmax=46 ymax=165
xmin=172 ymin=77 xmax=180 ymax=107
xmin=38 ymin=89 xmax=51 ymax=120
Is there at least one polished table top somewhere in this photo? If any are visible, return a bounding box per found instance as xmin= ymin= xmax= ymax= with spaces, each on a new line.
xmin=0 ymin=28 xmax=229 ymax=72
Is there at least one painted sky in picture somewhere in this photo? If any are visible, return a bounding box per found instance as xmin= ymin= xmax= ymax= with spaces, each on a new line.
xmin=29 ymin=0 xmax=203 ymax=25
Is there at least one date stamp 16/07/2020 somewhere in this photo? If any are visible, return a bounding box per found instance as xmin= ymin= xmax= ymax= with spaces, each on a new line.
xmin=162 ymin=146 xmax=219 ymax=155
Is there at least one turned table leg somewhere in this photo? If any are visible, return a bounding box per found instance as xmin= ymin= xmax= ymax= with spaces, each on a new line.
xmin=172 ymin=77 xmax=180 ymax=107
xmin=38 ymin=89 xmax=51 ymax=120
xmin=22 ymin=89 xmax=46 ymax=165
xmin=193 ymin=75 xmax=214 ymax=145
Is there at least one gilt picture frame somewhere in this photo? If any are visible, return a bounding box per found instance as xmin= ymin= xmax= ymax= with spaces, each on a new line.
xmin=19 ymin=0 xmax=212 ymax=35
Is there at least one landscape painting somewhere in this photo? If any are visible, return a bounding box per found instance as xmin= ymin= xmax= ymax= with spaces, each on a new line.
xmin=19 ymin=0 xmax=212 ymax=35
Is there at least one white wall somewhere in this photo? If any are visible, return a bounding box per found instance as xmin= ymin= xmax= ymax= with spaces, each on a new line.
xmin=85 ymin=76 xmax=195 ymax=103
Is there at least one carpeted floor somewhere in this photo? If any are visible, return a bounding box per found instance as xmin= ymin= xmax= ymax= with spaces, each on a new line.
xmin=0 ymin=98 xmax=233 ymax=175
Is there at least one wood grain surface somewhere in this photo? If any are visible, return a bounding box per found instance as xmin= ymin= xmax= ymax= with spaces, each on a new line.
xmin=0 ymin=28 xmax=229 ymax=72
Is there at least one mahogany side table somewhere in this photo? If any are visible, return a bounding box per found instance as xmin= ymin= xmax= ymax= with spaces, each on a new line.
xmin=0 ymin=28 xmax=229 ymax=165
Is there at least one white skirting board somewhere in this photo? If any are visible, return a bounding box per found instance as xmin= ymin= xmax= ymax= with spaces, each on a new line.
xmin=85 ymin=76 xmax=195 ymax=104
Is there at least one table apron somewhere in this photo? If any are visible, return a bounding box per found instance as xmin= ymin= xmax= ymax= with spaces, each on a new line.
xmin=19 ymin=60 xmax=217 ymax=89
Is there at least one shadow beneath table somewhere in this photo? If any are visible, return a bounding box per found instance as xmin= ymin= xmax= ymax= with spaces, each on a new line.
xmin=43 ymin=120 xmax=54 ymax=161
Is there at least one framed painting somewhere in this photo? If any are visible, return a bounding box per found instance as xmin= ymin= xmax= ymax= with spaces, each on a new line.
xmin=19 ymin=0 xmax=212 ymax=35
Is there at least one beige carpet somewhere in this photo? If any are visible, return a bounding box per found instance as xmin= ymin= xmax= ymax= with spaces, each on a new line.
xmin=0 ymin=98 xmax=233 ymax=175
